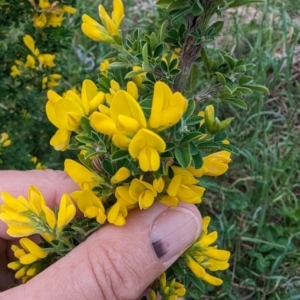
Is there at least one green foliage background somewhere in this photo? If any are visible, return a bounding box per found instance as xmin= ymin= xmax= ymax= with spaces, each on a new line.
xmin=0 ymin=0 xmax=299 ymax=298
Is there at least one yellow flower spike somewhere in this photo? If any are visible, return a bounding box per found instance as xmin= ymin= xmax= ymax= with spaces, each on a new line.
xmin=110 ymin=90 xmax=147 ymax=130
xmin=57 ymin=194 xmax=76 ymax=230
xmin=50 ymin=129 xmax=72 ymax=151
xmin=149 ymin=81 xmax=187 ymax=131
xmin=81 ymin=79 xmax=105 ymax=115
xmin=129 ymin=179 xmax=157 ymax=209
xmin=153 ymin=177 xmax=165 ymax=193
xmin=111 ymin=167 xmax=131 ymax=184
xmin=204 ymin=105 xmax=215 ymax=129
xmin=107 ymin=202 xmax=127 ymax=226
xmin=129 ymin=129 xmax=166 ymax=172
xmin=64 ymin=159 xmax=104 ymax=190
xmin=112 ymin=0 xmax=124 ymax=28
xmin=90 ymin=112 xmax=120 ymax=135
xmin=81 ymin=14 xmax=114 ymax=44
xmin=33 ymin=13 xmax=47 ymax=28
xmin=185 ymin=255 xmax=206 ymax=278
xmin=23 ymin=35 xmax=39 ymax=57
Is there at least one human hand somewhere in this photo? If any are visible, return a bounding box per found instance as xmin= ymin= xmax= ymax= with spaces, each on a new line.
xmin=0 ymin=170 xmax=202 ymax=300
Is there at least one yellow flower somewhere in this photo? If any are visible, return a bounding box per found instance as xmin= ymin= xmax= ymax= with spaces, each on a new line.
xmin=107 ymin=202 xmax=127 ymax=226
xmin=38 ymin=54 xmax=56 ymax=68
xmin=129 ymin=129 xmax=166 ymax=172
xmin=42 ymin=74 xmax=61 ymax=89
xmin=10 ymin=65 xmax=21 ymax=77
xmin=25 ymin=55 xmax=36 ymax=69
xmin=111 ymin=167 xmax=131 ymax=184
xmin=132 ymin=66 xmax=146 ymax=88
xmin=46 ymin=12 xmax=64 ymax=27
xmin=148 ymin=81 xmax=187 ymax=131
xmin=23 ymin=35 xmax=56 ymax=69
xmin=153 ymin=177 xmax=165 ymax=193
xmin=38 ymin=0 xmax=50 ymax=9
xmin=46 ymin=80 xmax=105 ymax=150
xmin=64 ymin=159 xmax=105 ymax=190
xmin=99 ymin=59 xmax=110 ymax=75
xmin=184 ymin=216 xmax=231 ymax=286
xmin=56 ymin=194 xmax=76 ymax=231
xmin=129 ymin=179 xmax=157 ymax=209
xmin=8 ymin=238 xmax=48 ymax=282
xmin=0 ymin=133 xmax=11 ymax=147
xmin=33 ymin=13 xmax=47 ymax=28
xmin=72 ymin=190 xmax=106 ymax=224
xmin=163 ymin=166 xmax=205 ymax=205
xmin=81 ymin=0 xmax=124 ymax=44
xmin=115 ymin=186 xmax=138 ymax=209
xmin=159 ymin=272 xmax=186 ymax=299
xmin=188 ymin=151 xmax=231 ymax=177
xmin=63 ymin=5 xmax=76 ymax=14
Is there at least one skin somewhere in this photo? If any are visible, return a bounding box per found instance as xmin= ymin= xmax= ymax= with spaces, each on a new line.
xmin=0 ymin=170 xmax=202 ymax=300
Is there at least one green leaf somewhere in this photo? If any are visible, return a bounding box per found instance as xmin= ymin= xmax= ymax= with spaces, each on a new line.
xmin=186 ymin=115 xmax=203 ymax=126
xmin=243 ymin=84 xmax=269 ymax=94
xmin=224 ymin=55 xmax=236 ymax=70
xmin=142 ymin=43 xmax=150 ymax=69
xmin=192 ymin=151 xmax=203 ymax=169
xmin=197 ymin=141 xmax=220 ymax=149
xmin=200 ymin=48 xmax=210 ymax=69
xmin=156 ymin=0 xmax=171 ymax=9
xmin=169 ymin=58 xmax=178 ymax=71
xmin=191 ymin=0 xmax=204 ymax=16
xmin=183 ymin=99 xmax=195 ymax=121
xmin=81 ymin=116 xmax=92 ymax=135
xmin=189 ymin=142 xmax=199 ymax=155
xmin=75 ymin=135 xmax=95 ymax=144
xmin=169 ymin=68 xmax=181 ymax=76
xmin=111 ymin=150 xmax=129 ymax=161
xmin=215 ymin=72 xmax=226 ymax=85
xmin=158 ymin=20 xmax=168 ymax=43
xmin=208 ymin=21 xmax=224 ymax=35
xmin=153 ymin=43 xmax=164 ymax=58
xmin=223 ymin=98 xmax=247 ymax=109
xmin=214 ymin=131 xmax=228 ymax=142
xmin=180 ymin=132 xmax=205 ymax=144
xmin=175 ymin=147 xmax=192 ymax=168
xmin=125 ymin=68 xmax=145 ymax=79
xmin=188 ymin=273 xmax=205 ymax=293
xmin=109 ymin=61 xmax=131 ymax=69
xmin=233 ymin=65 xmax=246 ymax=73
xmin=160 ymin=59 xmax=168 ymax=73
xmin=102 ymin=159 xmax=114 ymax=176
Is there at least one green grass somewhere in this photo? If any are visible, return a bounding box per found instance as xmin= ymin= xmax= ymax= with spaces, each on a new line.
xmin=200 ymin=1 xmax=300 ymax=298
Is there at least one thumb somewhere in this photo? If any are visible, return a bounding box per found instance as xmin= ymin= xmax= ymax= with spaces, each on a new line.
xmin=1 ymin=202 xmax=202 ymax=300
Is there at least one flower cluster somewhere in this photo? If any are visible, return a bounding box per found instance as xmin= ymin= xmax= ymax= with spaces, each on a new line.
xmin=0 ymin=0 xmax=245 ymax=296
xmin=184 ymin=216 xmax=231 ymax=286
xmin=31 ymin=0 xmax=76 ymax=29
xmin=0 ymin=133 xmax=11 ymax=148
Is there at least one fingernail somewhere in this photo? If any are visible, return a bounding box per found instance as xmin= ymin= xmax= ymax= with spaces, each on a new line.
xmin=150 ymin=206 xmax=201 ymax=266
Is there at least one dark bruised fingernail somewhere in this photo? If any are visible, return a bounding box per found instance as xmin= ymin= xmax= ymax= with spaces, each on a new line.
xmin=150 ymin=206 xmax=201 ymax=266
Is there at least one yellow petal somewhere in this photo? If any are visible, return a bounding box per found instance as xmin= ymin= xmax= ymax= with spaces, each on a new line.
xmin=110 ymin=90 xmax=146 ymax=129
xmin=129 ymin=128 xmax=165 ymax=158
xmin=185 ymin=255 xmax=206 ymax=278
xmin=126 ymin=81 xmax=138 ymax=100
xmin=42 ymin=205 xmax=56 ymax=229
xmin=81 ymin=79 xmax=101 ymax=115
xmin=112 ymin=0 xmax=124 ymax=28
xmin=111 ymin=167 xmax=131 ymax=184
xmin=159 ymin=195 xmax=179 ymax=206
xmin=203 ymin=273 xmax=223 ymax=286
xmin=20 ymin=238 xmax=48 ymax=259
xmin=153 ymin=177 xmax=165 ymax=193
xmin=167 ymin=175 xmax=182 ymax=197
xmin=112 ymin=134 xmax=131 ymax=149
xmin=57 ymin=194 xmax=76 ymax=230
xmin=50 ymin=129 xmax=71 ymax=151
xmin=116 ymin=115 xmax=140 ymax=134
xmin=202 ymin=248 xmax=231 ymax=261
xmin=81 ymin=23 xmax=114 ymax=43
xmin=90 ymin=112 xmax=119 ymax=135
xmin=138 ymin=146 xmax=160 ymax=172
xmin=200 ymin=231 xmax=218 ymax=247
xmin=138 ymin=190 xmax=154 ymax=209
